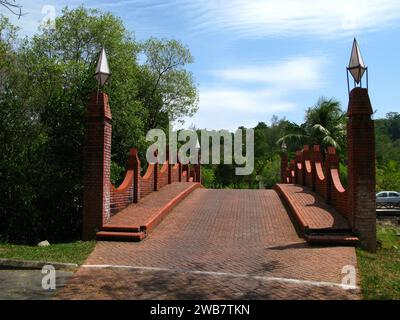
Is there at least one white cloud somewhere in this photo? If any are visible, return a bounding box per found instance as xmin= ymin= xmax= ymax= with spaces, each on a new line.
xmin=199 ymin=87 xmax=295 ymax=113
xmin=7 ymin=0 xmax=400 ymax=39
xmin=190 ymin=87 xmax=295 ymax=131
xmin=210 ymin=57 xmax=326 ymax=90
xmin=185 ymin=0 xmax=400 ymax=38
xmin=188 ymin=56 xmax=326 ymax=131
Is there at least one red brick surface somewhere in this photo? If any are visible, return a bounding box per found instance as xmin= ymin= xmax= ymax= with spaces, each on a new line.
xmin=82 ymin=92 xmax=112 ymax=240
xmin=59 ymin=189 xmax=358 ymax=300
xmin=107 ymin=182 xmax=197 ymax=228
xmin=57 ymin=267 xmax=359 ymax=300
xmin=275 ymin=184 xmax=350 ymax=231
xmin=140 ymin=164 xmax=155 ymax=198
xmin=346 ymin=88 xmax=376 ymax=251
xmin=157 ymin=163 xmax=169 ymax=190
xmin=171 ymin=164 xmax=180 ymax=183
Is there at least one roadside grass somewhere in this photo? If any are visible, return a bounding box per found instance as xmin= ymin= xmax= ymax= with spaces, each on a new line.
xmin=357 ymin=222 xmax=400 ymax=300
xmin=0 ymin=241 xmax=96 ymax=265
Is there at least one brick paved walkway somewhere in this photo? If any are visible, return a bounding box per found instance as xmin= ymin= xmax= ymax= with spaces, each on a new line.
xmin=108 ymin=182 xmax=196 ymax=227
xmin=58 ymin=189 xmax=359 ymax=300
xmin=276 ymin=184 xmax=350 ymax=230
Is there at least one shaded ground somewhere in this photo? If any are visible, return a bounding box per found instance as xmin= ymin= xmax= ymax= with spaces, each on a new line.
xmin=276 ymin=184 xmax=350 ymax=230
xmin=58 ymin=267 xmax=359 ymax=300
xmin=0 ymin=269 xmax=73 ymax=300
xmin=58 ymin=189 xmax=359 ymax=300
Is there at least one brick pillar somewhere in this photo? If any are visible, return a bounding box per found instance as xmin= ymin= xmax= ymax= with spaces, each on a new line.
xmin=280 ymin=152 xmax=288 ymax=183
xmin=130 ymin=148 xmax=141 ymax=203
xmin=194 ymin=164 xmax=201 ymax=183
xmin=153 ymin=150 xmax=159 ymax=191
xmin=325 ymin=147 xmax=340 ymax=204
xmin=167 ymin=147 xmax=172 ymax=184
xmin=82 ymin=92 xmax=112 ymax=240
xmin=183 ymin=164 xmax=190 ymax=182
xmin=347 ymin=88 xmax=376 ymax=252
xmin=178 ymin=160 xmax=182 ymax=182
xmin=303 ymin=145 xmax=312 ymax=189
xmin=312 ymin=145 xmax=323 ymax=192
xmin=154 ymin=163 xmax=159 ymax=191
xmin=289 ymin=160 xmax=296 ymax=184
xmin=285 ymin=168 xmax=290 ymax=183
xmin=295 ymin=150 xmax=305 ymax=186
xmin=195 ymin=149 xmax=201 ymax=183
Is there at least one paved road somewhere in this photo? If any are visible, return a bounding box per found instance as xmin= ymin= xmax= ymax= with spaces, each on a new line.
xmin=0 ymin=269 xmax=73 ymax=300
xmin=58 ymin=189 xmax=360 ymax=300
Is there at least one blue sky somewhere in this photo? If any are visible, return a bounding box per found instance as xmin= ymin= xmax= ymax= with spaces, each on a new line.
xmin=3 ymin=0 xmax=400 ymax=130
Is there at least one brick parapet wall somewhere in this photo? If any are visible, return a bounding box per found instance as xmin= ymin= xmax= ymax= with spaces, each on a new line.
xmin=282 ymin=145 xmax=350 ymax=228
xmin=280 ymin=89 xmax=376 ymax=251
xmin=303 ymin=145 xmax=313 ymax=190
xmin=83 ymin=92 xmax=201 ymax=239
xmin=171 ymin=163 xmax=180 ymax=183
xmin=294 ymin=151 xmax=305 ymax=186
xmin=157 ymin=163 xmax=169 ymax=190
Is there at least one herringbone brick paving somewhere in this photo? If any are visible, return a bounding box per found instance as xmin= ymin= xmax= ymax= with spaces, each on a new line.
xmin=277 ymin=184 xmax=350 ymax=230
xmin=58 ymin=189 xmax=359 ymax=300
xmin=109 ymin=182 xmax=195 ymax=226
xmin=57 ymin=268 xmax=359 ymax=300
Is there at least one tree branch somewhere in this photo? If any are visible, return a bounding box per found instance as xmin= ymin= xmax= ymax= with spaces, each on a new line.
xmin=0 ymin=1 xmax=23 ymax=19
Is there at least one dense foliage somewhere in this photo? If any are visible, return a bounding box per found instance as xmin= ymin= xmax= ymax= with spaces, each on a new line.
xmin=0 ymin=7 xmax=198 ymax=244
xmin=201 ymin=117 xmax=289 ymax=189
xmin=204 ymin=101 xmax=400 ymax=193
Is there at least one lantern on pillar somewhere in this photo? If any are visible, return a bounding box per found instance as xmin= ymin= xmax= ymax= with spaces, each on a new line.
xmin=95 ymin=47 xmax=111 ymax=90
xmin=347 ymin=38 xmax=368 ymax=94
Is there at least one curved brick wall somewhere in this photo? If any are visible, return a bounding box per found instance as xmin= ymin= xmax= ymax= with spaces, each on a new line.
xmin=281 ymin=145 xmax=350 ymax=224
xmin=108 ymin=150 xmax=201 ymax=216
xmin=279 ymin=89 xmax=376 ymax=251
xmin=110 ymin=170 xmax=134 ymax=216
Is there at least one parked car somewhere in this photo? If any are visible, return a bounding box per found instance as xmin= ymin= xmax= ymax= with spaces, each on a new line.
xmin=376 ymin=191 xmax=400 ymax=208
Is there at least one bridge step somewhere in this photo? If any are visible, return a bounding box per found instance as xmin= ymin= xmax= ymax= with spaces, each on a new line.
xmin=305 ymin=234 xmax=359 ymax=246
xmin=96 ymin=230 xmax=146 ymax=242
xmin=97 ymin=183 xmax=202 ymax=242
xmin=274 ymin=184 xmax=358 ymax=246
xmin=306 ymin=227 xmax=352 ymax=234
xmin=100 ymin=224 xmax=141 ymax=233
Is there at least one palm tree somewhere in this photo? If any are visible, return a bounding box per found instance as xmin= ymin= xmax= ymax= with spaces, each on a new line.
xmin=277 ymin=97 xmax=346 ymax=152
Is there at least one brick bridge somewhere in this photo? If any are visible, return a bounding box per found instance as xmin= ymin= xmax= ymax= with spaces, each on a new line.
xmin=58 ymin=87 xmax=375 ymax=299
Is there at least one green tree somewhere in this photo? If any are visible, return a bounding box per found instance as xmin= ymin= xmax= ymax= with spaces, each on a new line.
xmin=140 ymin=38 xmax=199 ymax=130
xmin=0 ymin=15 xmax=43 ymax=243
xmin=277 ymin=97 xmax=346 ymax=153
xmin=0 ymin=1 xmax=23 ymax=18
xmin=0 ymin=6 xmax=199 ymax=243
xmin=376 ymin=160 xmax=400 ymax=192
xmin=13 ymin=6 xmax=146 ymax=243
